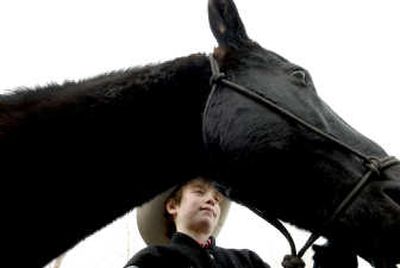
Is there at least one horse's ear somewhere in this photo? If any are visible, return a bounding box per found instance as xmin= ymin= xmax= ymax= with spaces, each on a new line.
xmin=208 ymin=0 xmax=250 ymax=49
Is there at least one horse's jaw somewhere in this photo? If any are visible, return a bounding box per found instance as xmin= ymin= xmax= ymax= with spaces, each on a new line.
xmin=371 ymin=259 xmax=399 ymax=268
xmin=369 ymin=164 xmax=400 ymax=267
xmin=330 ymin=163 xmax=400 ymax=268
xmin=258 ymin=153 xmax=400 ymax=267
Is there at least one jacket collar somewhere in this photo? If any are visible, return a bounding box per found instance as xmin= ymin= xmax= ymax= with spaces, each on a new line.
xmin=171 ymin=232 xmax=216 ymax=250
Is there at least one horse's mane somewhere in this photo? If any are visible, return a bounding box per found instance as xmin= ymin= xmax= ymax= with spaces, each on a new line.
xmin=1 ymin=53 xmax=208 ymax=116
xmin=0 ymin=53 xmax=211 ymax=138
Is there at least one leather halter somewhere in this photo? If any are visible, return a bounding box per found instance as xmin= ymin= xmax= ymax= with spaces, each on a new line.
xmin=203 ymin=54 xmax=400 ymax=259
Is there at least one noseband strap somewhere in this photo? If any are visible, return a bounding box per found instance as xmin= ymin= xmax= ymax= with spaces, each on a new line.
xmin=204 ymin=54 xmax=400 ymax=260
xmin=297 ymin=156 xmax=399 ymax=258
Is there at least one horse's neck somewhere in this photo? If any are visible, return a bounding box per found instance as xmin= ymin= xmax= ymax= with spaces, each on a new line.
xmin=0 ymin=53 xmax=213 ymax=268
xmin=0 ymin=53 xmax=212 ymax=184
xmin=0 ymin=53 xmax=211 ymax=144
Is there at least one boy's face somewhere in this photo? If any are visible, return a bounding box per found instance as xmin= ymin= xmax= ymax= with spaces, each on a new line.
xmin=166 ymin=179 xmax=224 ymax=237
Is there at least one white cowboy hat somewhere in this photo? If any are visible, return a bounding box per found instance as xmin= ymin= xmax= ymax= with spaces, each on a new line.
xmin=136 ymin=180 xmax=231 ymax=245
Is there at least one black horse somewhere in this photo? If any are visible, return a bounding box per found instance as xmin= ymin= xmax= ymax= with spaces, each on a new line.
xmin=1 ymin=1 xmax=399 ymax=268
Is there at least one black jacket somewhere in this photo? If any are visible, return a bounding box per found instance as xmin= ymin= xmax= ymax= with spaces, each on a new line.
xmin=124 ymin=232 xmax=271 ymax=268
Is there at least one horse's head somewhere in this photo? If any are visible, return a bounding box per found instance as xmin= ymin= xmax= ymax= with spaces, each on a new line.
xmin=204 ymin=0 xmax=400 ymax=266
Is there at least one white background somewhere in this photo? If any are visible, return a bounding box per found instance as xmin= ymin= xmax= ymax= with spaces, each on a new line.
xmin=0 ymin=1 xmax=399 ymax=268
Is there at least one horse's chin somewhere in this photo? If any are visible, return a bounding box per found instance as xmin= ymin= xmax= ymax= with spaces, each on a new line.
xmin=331 ymin=173 xmax=400 ymax=267
xmin=354 ymin=212 xmax=400 ymax=267
xmin=355 ymin=220 xmax=400 ymax=267
xmin=359 ymin=165 xmax=400 ymax=267
xmin=369 ymin=257 xmax=399 ymax=268
xmin=332 ymin=237 xmax=399 ymax=268
xmin=361 ymin=239 xmax=400 ymax=268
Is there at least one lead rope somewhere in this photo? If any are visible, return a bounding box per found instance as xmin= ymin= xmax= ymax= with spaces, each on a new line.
xmin=203 ymin=54 xmax=400 ymax=268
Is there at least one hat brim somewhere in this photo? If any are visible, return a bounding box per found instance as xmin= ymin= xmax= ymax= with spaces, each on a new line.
xmin=137 ymin=186 xmax=231 ymax=245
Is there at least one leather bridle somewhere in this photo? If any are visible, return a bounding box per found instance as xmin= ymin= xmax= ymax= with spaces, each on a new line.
xmin=203 ymin=54 xmax=400 ymax=259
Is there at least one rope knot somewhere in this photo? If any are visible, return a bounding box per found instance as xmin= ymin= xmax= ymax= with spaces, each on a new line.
xmin=281 ymin=255 xmax=305 ymax=268
xmin=209 ymin=72 xmax=226 ymax=86
xmin=365 ymin=157 xmax=381 ymax=175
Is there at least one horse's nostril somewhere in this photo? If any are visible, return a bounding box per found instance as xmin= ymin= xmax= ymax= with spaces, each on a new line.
xmin=383 ymin=188 xmax=400 ymax=207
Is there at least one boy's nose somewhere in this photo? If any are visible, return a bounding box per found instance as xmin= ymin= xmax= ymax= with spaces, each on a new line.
xmin=205 ymin=193 xmax=218 ymax=206
xmin=206 ymin=198 xmax=216 ymax=206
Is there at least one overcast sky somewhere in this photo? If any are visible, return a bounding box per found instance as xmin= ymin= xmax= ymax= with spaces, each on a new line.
xmin=1 ymin=1 xmax=399 ymax=268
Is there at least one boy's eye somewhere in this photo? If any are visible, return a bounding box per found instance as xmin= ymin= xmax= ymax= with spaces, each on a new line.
xmin=193 ymin=189 xmax=205 ymax=194
xmin=214 ymin=194 xmax=223 ymax=203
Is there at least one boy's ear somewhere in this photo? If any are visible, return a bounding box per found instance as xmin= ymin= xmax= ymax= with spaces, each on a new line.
xmin=166 ymin=199 xmax=178 ymax=217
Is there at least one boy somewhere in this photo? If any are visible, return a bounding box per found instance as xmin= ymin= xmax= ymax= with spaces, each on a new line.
xmin=124 ymin=177 xmax=274 ymax=268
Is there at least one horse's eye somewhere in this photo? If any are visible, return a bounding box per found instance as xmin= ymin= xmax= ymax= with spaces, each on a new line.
xmin=291 ymin=69 xmax=308 ymax=86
